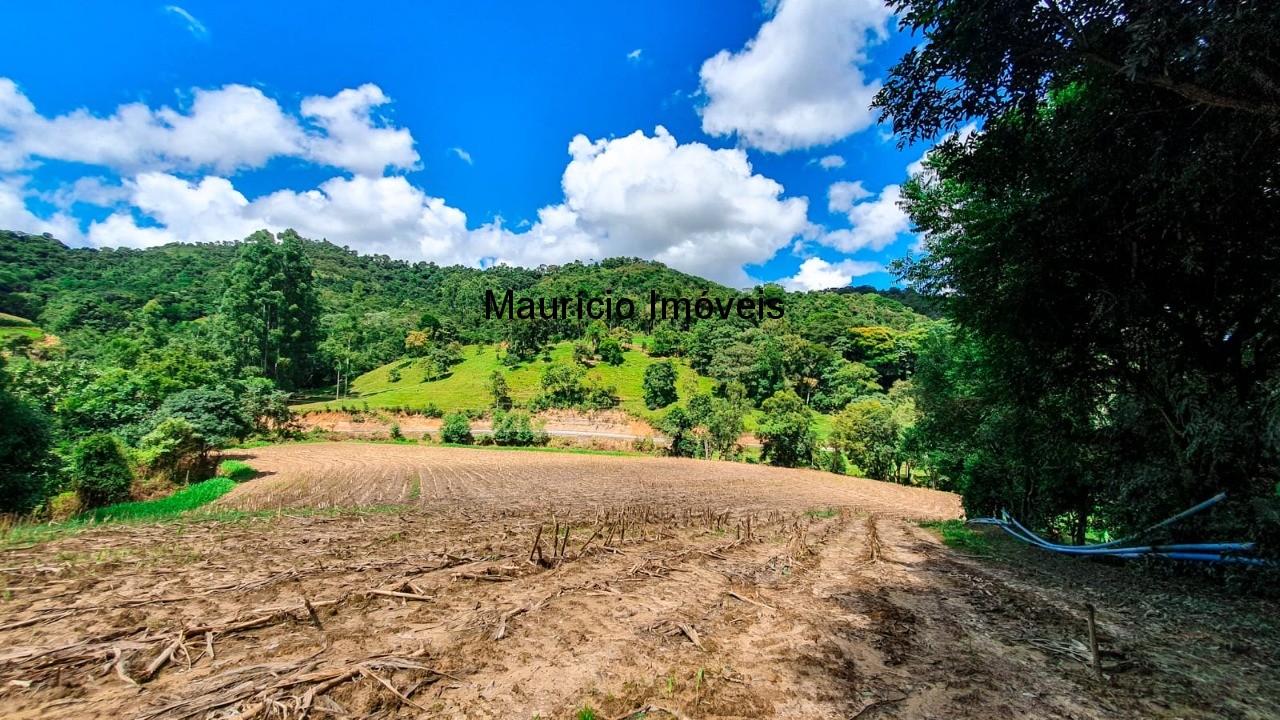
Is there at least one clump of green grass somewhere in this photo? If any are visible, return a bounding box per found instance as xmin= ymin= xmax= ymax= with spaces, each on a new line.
xmin=805 ymin=508 xmax=838 ymax=519
xmin=217 ymin=459 xmax=257 ymax=481
xmin=86 ymin=478 xmax=237 ymax=523
xmin=921 ymin=519 xmax=992 ymax=555
xmin=576 ymin=706 xmax=599 ymax=720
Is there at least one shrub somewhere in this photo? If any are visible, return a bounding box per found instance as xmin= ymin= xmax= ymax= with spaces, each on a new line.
xmin=580 ymin=377 xmax=619 ymax=410
xmin=137 ymin=417 xmax=203 ymax=482
xmin=70 ymin=434 xmax=134 ymax=508
xmin=388 ymin=368 xmax=402 ymax=383
xmin=216 ymin=459 xmax=257 ymax=481
xmin=47 ymin=491 xmax=80 ymax=521
xmin=440 ymin=412 xmax=473 ymax=444
xmin=0 ymin=380 xmax=54 ymax=514
xmin=598 ymin=337 xmax=625 ymax=365
xmin=492 ymin=410 xmax=543 ymax=446
xmin=390 ymin=423 xmax=404 ymax=441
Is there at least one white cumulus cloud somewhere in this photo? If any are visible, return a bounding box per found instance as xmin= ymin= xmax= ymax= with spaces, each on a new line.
xmin=698 ymin=0 xmax=893 ymax=153
xmin=52 ymin=127 xmax=809 ymax=287
xmin=780 ymin=256 xmax=883 ymax=291
xmin=820 ymin=182 xmax=909 ymax=253
xmin=535 ymin=126 xmax=810 ymax=285
xmin=0 ymin=79 xmax=416 ymax=176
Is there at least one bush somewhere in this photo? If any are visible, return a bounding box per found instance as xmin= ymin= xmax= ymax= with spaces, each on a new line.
xmin=390 ymin=423 xmax=404 ymax=441
xmin=47 ymin=491 xmax=81 ymax=521
xmin=598 ymin=337 xmax=625 ymax=365
xmin=491 ymin=410 xmax=544 ymax=446
xmin=440 ymin=412 xmax=473 ymax=444
xmin=137 ymin=417 xmax=203 ymax=482
xmin=388 ymin=368 xmax=402 ymax=383
xmin=70 ymin=434 xmax=134 ymax=508
xmin=216 ymin=459 xmax=257 ymax=481
xmin=0 ymin=383 xmax=54 ymax=514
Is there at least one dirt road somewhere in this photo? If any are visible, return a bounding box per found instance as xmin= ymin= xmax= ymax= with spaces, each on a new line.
xmin=0 ymin=443 xmax=1275 ymax=719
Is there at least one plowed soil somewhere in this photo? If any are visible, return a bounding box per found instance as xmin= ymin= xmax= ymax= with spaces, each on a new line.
xmin=1 ymin=442 xmax=1276 ymax=719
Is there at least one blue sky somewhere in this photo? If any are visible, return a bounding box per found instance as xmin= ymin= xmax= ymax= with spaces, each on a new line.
xmin=0 ymin=1 xmax=945 ymax=289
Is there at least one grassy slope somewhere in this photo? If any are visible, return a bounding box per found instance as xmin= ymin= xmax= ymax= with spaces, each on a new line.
xmin=0 ymin=312 xmax=42 ymax=342
xmin=294 ymin=340 xmax=838 ymax=437
xmin=295 ymin=341 xmax=715 ymax=423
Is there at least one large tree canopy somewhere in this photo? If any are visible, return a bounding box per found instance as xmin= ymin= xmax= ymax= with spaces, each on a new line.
xmin=881 ymin=0 xmax=1280 ymax=546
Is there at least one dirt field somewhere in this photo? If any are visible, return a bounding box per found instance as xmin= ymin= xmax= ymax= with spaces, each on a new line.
xmin=1 ymin=443 xmax=1277 ymax=719
xmin=295 ymin=410 xmax=660 ymax=445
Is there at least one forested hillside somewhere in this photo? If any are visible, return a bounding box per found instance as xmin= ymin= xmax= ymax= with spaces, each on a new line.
xmin=0 ymin=228 xmax=939 ymax=516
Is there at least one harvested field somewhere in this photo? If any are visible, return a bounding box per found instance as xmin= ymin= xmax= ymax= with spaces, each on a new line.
xmin=215 ymin=443 xmax=961 ymax=519
xmin=1 ymin=442 xmax=1277 ymax=719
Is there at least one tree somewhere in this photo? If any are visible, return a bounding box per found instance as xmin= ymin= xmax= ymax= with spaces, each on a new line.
xmin=69 ymin=434 xmax=133 ymax=508
xmin=0 ymin=357 xmax=53 ymax=513
xmin=440 ymin=412 xmax=473 ymax=444
xmin=220 ymin=230 xmax=321 ymax=389
xmin=492 ymin=410 xmax=541 ymax=446
xmin=584 ymin=320 xmax=608 ymax=353
xmin=648 ymin=325 xmax=680 ymax=357
xmin=137 ymin=418 xmax=203 ymax=482
xmin=598 ymin=337 xmax=625 ymax=366
xmin=153 ymin=387 xmax=253 ymax=457
xmin=757 ymin=390 xmax=816 ymax=468
xmin=662 ymin=406 xmax=697 ymax=458
xmin=879 ymin=0 xmax=1280 ymax=542
xmin=486 ymin=370 xmax=512 ymax=409
xmin=832 ymin=400 xmax=900 ymax=481
xmin=539 ymin=363 xmax=587 ymax=408
xmin=642 ymin=360 xmax=679 ymax=410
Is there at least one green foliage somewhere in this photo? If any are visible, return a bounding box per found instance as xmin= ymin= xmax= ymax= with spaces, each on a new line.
xmin=86 ymin=478 xmax=236 ymax=523
xmin=881 ymin=0 xmax=1280 ymax=544
xmin=0 ymin=357 xmax=54 ymax=513
xmin=153 ymin=387 xmax=253 ymax=453
xmin=219 ymin=230 xmax=322 ymax=389
xmin=598 ymin=336 xmax=625 ymax=366
xmin=69 ymin=434 xmax=134 ymax=508
xmin=661 ymin=406 xmax=697 ymax=458
xmin=647 ymin=324 xmax=680 ymax=356
xmin=642 ymin=360 xmax=679 ymax=410
xmin=921 ymin=520 xmax=991 ymax=556
xmin=486 ymin=370 xmax=512 ymax=409
xmin=440 ymin=412 xmax=473 ymax=444
xmin=137 ymin=417 xmax=203 ymax=481
xmin=831 ymin=400 xmax=900 ymax=481
xmin=216 ymin=459 xmax=257 ymax=481
xmin=757 ymin=390 xmax=816 ymax=468
xmin=491 ymin=410 xmax=544 ymax=446
xmin=539 ymin=362 xmax=588 ymax=408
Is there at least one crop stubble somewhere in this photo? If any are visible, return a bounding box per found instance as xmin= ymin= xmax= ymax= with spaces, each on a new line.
xmin=1 ymin=443 xmax=1276 ymax=719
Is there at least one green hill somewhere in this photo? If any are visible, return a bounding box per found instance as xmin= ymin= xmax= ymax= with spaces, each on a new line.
xmin=294 ymin=339 xmax=715 ymax=421
xmin=293 ymin=339 xmax=847 ymax=438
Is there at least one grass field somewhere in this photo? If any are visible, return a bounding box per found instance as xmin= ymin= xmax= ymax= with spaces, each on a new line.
xmin=0 ymin=312 xmax=42 ymax=343
xmin=294 ymin=341 xmax=715 ymax=422
xmin=293 ymin=340 xmax=838 ymax=437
